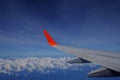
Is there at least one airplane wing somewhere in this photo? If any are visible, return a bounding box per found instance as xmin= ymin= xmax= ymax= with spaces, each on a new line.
xmin=43 ymin=29 xmax=120 ymax=77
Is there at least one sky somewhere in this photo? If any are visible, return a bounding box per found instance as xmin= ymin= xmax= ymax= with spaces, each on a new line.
xmin=0 ymin=0 xmax=120 ymax=58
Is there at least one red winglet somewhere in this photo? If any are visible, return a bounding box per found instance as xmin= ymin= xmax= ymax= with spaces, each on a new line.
xmin=43 ymin=29 xmax=58 ymax=46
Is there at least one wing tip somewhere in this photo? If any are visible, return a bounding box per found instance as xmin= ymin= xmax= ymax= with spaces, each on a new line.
xmin=43 ymin=29 xmax=58 ymax=46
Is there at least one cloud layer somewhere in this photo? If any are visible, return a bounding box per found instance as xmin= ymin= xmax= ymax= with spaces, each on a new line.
xmin=0 ymin=57 xmax=92 ymax=75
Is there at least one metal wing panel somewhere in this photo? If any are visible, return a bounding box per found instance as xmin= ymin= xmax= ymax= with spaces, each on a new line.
xmin=43 ymin=29 xmax=120 ymax=73
xmin=54 ymin=45 xmax=120 ymax=72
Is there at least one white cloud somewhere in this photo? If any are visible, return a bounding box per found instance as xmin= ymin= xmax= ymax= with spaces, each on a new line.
xmin=0 ymin=57 xmax=89 ymax=75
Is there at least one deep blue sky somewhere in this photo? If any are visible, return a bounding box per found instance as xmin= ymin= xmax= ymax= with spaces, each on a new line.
xmin=0 ymin=0 xmax=120 ymax=58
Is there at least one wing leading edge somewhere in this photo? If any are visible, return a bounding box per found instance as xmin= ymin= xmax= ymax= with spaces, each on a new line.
xmin=43 ymin=29 xmax=120 ymax=77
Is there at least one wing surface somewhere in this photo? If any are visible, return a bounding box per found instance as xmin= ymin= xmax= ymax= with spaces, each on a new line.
xmin=43 ymin=29 xmax=120 ymax=77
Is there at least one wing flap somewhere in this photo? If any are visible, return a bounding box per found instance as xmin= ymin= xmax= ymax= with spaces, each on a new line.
xmin=67 ymin=57 xmax=90 ymax=63
xmin=88 ymin=67 xmax=120 ymax=77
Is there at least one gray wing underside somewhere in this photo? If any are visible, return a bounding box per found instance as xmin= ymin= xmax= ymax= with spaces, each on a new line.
xmin=54 ymin=45 xmax=120 ymax=73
